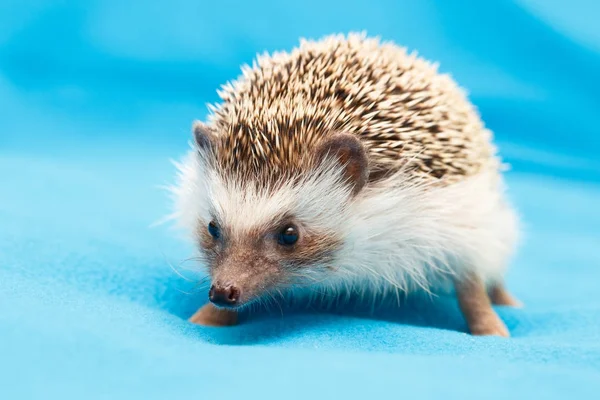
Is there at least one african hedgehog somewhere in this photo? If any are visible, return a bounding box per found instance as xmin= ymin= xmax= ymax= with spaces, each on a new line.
xmin=171 ymin=33 xmax=521 ymax=336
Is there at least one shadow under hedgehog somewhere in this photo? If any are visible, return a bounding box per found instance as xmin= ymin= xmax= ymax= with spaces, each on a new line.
xmin=169 ymin=33 xmax=521 ymax=337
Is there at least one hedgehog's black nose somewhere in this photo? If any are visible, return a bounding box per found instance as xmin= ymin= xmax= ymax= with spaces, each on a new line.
xmin=209 ymin=284 xmax=241 ymax=307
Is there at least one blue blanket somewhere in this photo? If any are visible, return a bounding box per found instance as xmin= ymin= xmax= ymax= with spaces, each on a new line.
xmin=1 ymin=1 xmax=600 ymax=398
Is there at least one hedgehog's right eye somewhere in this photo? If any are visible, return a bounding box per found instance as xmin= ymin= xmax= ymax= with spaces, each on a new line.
xmin=277 ymin=225 xmax=299 ymax=246
xmin=208 ymin=221 xmax=221 ymax=239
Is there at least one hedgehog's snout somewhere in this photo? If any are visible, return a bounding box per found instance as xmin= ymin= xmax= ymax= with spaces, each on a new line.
xmin=209 ymin=282 xmax=241 ymax=308
xmin=208 ymin=251 xmax=282 ymax=309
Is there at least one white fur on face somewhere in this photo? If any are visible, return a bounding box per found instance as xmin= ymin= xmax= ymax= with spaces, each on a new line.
xmin=170 ymin=148 xmax=353 ymax=242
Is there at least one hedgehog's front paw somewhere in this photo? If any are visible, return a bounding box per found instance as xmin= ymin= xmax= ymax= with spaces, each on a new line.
xmin=189 ymin=303 xmax=238 ymax=327
xmin=469 ymin=312 xmax=510 ymax=337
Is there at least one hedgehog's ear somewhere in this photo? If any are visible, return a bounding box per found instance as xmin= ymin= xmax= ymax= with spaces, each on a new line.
xmin=192 ymin=121 xmax=216 ymax=155
xmin=316 ymin=133 xmax=369 ymax=195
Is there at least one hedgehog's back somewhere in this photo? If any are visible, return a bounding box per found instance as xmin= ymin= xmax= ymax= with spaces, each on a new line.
xmin=209 ymin=33 xmax=498 ymax=184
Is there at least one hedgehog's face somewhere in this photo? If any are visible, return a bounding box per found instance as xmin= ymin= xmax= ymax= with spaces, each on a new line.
xmin=183 ymin=123 xmax=369 ymax=309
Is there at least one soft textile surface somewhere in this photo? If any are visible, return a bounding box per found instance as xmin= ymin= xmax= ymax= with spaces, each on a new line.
xmin=1 ymin=1 xmax=600 ymax=398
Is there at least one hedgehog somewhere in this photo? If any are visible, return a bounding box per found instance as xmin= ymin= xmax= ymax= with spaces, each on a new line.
xmin=170 ymin=33 xmax=521 ymax=336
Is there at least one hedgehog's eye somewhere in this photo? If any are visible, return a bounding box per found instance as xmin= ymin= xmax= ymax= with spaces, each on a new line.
xmin=277 ymin=225 xmax=298 ymax=246
xmin=208 ymin=221 xmax=221 ymax=239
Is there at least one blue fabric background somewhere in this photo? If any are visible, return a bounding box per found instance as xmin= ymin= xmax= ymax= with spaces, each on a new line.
xmin=1 ymin=1 xmax=599 ymax=398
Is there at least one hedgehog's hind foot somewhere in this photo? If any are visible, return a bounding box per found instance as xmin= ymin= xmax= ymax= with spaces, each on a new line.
xmin=488 ymin=283 xmax=523 ymax=308
xmin=455 ymin=275 xmax=510 ymax=337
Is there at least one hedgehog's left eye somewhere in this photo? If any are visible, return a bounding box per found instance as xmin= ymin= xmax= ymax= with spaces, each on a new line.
xmin=277 ymin=225 xmax=298 ymax=246
xmin=208 ymin=221 xmax=221 ymax=239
